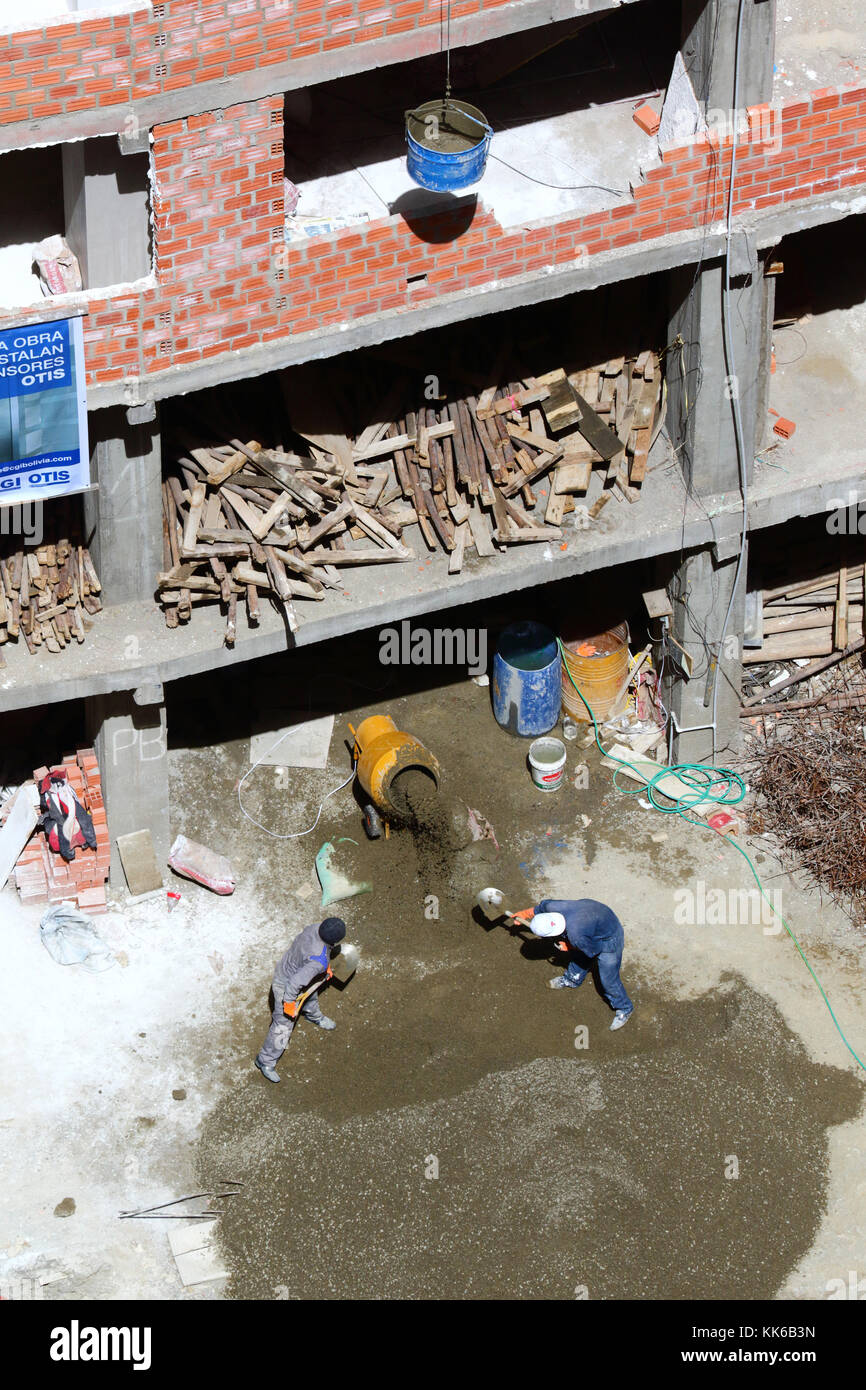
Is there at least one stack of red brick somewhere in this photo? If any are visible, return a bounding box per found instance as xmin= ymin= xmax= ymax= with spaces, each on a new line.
xmin=13 ymin=749 xmax=110 ymax=914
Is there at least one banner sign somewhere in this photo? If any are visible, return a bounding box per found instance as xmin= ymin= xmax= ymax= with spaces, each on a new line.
xmin=0 ymin=315 xmax=90 ymax=507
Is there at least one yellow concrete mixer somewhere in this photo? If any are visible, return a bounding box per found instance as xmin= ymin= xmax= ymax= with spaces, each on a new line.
xmin=349 ymin=715 xmax=441 ymax=817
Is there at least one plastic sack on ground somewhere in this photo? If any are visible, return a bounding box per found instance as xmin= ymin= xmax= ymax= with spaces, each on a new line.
xmin=168 ymin=835 xmax=236 ymax=895
xmin=40 ymin=904 xmax=116 ymax=973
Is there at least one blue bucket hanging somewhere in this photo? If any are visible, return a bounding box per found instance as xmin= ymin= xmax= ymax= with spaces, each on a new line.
xmin=492 ymin=621 xmax=561 ymax=738
xmin=405 ymin=98 xmax=492 ymax=193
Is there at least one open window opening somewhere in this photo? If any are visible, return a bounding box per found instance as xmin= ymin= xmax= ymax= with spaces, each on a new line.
xmin=282 ymin=0 xmax=681 ymax=241
xmin=0 ymin=135 xmax=151 ymax=312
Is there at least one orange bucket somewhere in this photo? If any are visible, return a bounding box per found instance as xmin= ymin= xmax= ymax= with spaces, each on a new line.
xmin=560 ymin=623 xmax=629 ymax=722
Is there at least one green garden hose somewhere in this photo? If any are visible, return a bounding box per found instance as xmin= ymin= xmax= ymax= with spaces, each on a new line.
xmin=557 ymin=637 xmax=866 ymax=1073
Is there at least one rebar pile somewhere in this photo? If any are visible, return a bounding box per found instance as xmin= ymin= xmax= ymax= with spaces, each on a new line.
xmin=747 ymin=713 xmax=866 ymax=924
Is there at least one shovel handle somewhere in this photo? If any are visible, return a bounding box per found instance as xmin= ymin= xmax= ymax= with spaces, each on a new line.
xmin=283 ymin=970 xmax=331 ymax=1018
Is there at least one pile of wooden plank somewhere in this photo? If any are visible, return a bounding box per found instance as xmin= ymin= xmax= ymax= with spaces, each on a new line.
xmin=160 ymin=351 xmax=662 ymax=645
xmin=745 ymin=563 xmax=865 ymax=665
xmin=0 ymin=534 xmax=102 ymax=665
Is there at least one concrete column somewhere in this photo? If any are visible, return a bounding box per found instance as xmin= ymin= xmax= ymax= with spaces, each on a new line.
xmin=83 ymin=405 xmax=163 ymax=607
xmin=62 ymin=137 xmax=151 ymax=291
xmin=85 ymin=687 xmax=171 ymax=884
xmin=666 ymin=544 xmax=747 ymax=764
xmin=681 ymin=0 xmax=775 ymax=114
xmin=667 ymin=248 xmax=764 ymax=496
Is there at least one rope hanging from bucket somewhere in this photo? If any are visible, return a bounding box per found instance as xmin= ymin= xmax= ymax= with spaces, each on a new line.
xmin=443 ymin=0 xmax=452 ymax=108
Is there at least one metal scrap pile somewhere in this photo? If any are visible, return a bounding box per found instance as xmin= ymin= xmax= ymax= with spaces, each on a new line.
xmin=747 ymin=710 xmax=866 ymax=925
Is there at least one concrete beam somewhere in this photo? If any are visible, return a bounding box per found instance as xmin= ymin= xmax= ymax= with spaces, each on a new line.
xmin=0 ymin=0 xmax=639 ymax=153
xmin=84 ymin=185 xmax=866 ymax=414
xmin=85 ymin=689 xmax=171 ymax=882
xmin=2 ymin=459 xmax=863 ymax=715
xmin=83 ymin=406 xmax=163 ymax=608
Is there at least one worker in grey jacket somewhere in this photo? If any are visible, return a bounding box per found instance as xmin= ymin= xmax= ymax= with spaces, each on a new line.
xmin=255 ymin=917 xmax=346 ymax=1083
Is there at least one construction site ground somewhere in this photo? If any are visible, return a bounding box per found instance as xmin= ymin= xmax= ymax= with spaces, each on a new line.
xmin=1 ymin=658 xmax=864 ymax=1301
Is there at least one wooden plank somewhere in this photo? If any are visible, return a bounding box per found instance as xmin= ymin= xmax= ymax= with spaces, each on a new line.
xmin=836 ymin=565 xmax=848 ymax=649
xmin=467 ymin=505 xmax=497 ymax=557
xmin=545 ymin=487 xmax=567 ymax=525
xmin=553 ymin=459 xmax=592 ymax=494
xmin=182 ymin=483 xmax=206 ymax=552
xmin=505 ymin=424 xmax=563 ymax=461
xmin=541 ymin=376 xmax=582 ymax=433
xmin=297 ymin=499 xmax=355 ymax=551
xmin=448 ymin=521 xmax=468 ymax=574
xmin=352 ymin=432 xmax=415 ymax=462
xmin=573 ymin=393 xmax=622 ymax=461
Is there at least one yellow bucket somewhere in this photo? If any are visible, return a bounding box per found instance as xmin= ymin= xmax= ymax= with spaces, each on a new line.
xmin=560 ymin=623 xmax=630 ymax=722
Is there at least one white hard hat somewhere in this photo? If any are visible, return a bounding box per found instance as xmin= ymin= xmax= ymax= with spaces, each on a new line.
xmin=530 ymin=911 xmax=566 ymax=938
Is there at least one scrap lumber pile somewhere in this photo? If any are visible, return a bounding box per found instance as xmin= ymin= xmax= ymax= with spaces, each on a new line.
xmin=746 ymin=713 xmax=866 ymax=926
xmin=10 ymin=749 xmax=110 ymax=914
xmin=741 ymin=541 xmax=866 ymax=720
xmin=161 ymin=352 xmax=663 ymax=646
xmin=0 ymin=527 xmax=102 ymax=665
xmin=744 ymin=564 xmax=864 ymax=665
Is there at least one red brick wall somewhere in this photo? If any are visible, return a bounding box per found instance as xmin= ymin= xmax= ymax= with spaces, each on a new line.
xmin=0 ymin=0 xmax=512 ymax=128
xmin=2 ymin=84 xmax=865 ymax=390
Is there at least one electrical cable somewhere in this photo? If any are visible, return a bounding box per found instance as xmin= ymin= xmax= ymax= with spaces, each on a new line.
xmin=237 ymin=737 xmax=356 ymax=842
xmin=558 ymin=638 xmax=866 ymax=1074
xmin=485 ymin=152 xmax=629 ymax=197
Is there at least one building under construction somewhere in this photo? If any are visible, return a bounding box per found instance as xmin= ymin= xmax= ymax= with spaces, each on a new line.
xmin=1 ymin=0 xmax=865 ymax=1317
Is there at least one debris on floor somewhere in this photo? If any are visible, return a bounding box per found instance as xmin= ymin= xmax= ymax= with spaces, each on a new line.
xmin=316 ymin=838 xmax=372 ymax=906
xmin=40 ymin=903 xmax=116 ymax=973
xmin=168 ymin=1221 xmax=227 ymax=1288
xmin=250 ymin=711 xmax=335 ymax=770
xmin=33 ymin=234 xmax=83 ymax=297
xmin=116 ymin=830 xmax=165 ymax=900
xmin=167 ymin=836 xmax=236 ymax=896
xmin=10 ymin=750 xmax=109 ymax=912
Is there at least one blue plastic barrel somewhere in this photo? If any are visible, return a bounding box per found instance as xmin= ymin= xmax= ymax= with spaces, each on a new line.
xmin=406 ymin=99 xmax=491 ymax=193
xmin=492 ymin=622 xmax=561 ymax=737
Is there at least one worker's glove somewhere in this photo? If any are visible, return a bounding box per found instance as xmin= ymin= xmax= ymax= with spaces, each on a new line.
xmin=554 ymin=940 xmax=570 ymax=952
xmin=283 ymin=998 xmax=300 ymax=1019
xmin=325 ymin=966 xmax=333 ymax=980
xmin=510 ymin=908 xmax=534 ymax=924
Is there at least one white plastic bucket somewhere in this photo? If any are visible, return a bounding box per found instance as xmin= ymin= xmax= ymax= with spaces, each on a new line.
xmin=528 ymin=736 xmax=567 ymax=792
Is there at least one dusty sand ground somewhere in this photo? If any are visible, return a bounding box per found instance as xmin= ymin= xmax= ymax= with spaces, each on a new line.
xmin=1 ymin=667 xmax=864 ymax=1301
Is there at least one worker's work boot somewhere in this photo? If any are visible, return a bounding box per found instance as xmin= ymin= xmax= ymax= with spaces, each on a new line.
xmin=314 ymin=1016 xmax=337 ymax=1031
xmin=610 ymin=1010 xmax=632 ymax=1031
xmin=255 ymin=1058 xmax=281 ymax=1083
xmin=550 ymin=975 xmax=581 ymax=990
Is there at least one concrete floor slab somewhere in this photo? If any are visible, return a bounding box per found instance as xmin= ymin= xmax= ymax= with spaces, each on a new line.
xmin=774 ymin=0 xmax=866 ymax=101
xmin=1 ymin=674 xmax=863 ymax=1299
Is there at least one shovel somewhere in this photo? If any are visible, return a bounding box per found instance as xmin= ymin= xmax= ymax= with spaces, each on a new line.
xmin=283 ymin=942 xmax=360 ymax=1018
xmin=476 ymin=887 xmax=533 ymax=925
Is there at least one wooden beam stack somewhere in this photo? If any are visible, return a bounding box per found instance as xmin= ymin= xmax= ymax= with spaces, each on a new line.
xmin=745 ymin=564 xmax=865 ymax=664
xmin=0 ymin=522 xmax=102 ymax=665
xmin=161 ymin=351 xmax=662 ymax=646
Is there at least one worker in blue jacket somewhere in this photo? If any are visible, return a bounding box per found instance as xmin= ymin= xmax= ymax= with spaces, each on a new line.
xmin=524 ymin=898 xmax=634 ymax=1030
